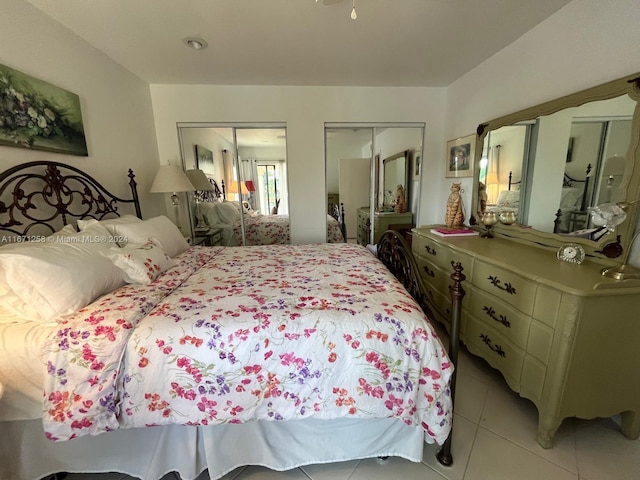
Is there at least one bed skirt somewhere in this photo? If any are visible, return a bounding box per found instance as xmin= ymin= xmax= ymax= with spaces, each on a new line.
xmin=0 ymin=418 xmax=426 ymax=480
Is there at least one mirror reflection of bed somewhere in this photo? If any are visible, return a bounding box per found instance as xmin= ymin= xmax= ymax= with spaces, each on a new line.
xmin=179 ymin=124 xmax=298 ymax=245
xmin=475 ymin=91 xmax=635 ymax=237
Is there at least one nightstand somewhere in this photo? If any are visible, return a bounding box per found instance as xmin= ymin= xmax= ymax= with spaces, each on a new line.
xmin=193 ymin=227 xmax=223 ymax=246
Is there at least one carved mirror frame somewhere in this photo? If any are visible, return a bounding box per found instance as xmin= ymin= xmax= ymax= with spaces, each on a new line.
xmin=471 ymin=73 xmax=640 ymax=262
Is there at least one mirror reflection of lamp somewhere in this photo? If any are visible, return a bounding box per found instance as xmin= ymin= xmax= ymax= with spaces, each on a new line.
xmin=244 ymin=180 xmax=256 ymax=209
xmin=485 ymin=171 xmax=499 ymax=204
xmin=589 ymin=198 xmax=640 ymax=280
xmin=226 ymin=181 xmax=249 ymax=201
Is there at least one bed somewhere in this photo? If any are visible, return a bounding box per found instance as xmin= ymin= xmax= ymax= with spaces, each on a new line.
xmin=197 ymin=201 xmax=346 ymax=245
xmin=553 ymin=164 xmax=592 ymax=233
xmin=0 ymin=161 xmax=463 ymax=480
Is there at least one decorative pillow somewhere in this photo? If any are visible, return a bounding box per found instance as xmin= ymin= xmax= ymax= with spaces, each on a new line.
xmin=0 ymin=223 xmax=125 ymax=323
xmin=112 ymin=215 xmax=190 ymax=258
xmin=77 ymin=214 xmax=142 ymax=236
xmin=216 ymin=202 xmax=241 ymax=224
xmin=107 ymin=239 xmax=176 ymax=285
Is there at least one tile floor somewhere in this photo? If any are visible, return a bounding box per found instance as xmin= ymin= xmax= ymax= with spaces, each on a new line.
xmin=58 ymin=339 xmax=640 ymax=480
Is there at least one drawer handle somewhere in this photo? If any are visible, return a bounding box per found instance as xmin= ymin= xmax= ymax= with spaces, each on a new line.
xmin=480 ymin=333 xmax=506 ymax=357
xmin=423 ymin=265 xmax=435 ymax=277
xmin=424 ymin=245 xmax=436 ymax=256
xmin=487 ymin=275 xmax=517 ymax=295
xmin=483 ymin=306 xmax=511 ymax=328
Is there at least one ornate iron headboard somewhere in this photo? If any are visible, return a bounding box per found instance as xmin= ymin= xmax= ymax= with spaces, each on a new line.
xmin=0 ymin=161 xmax=141 ymax=237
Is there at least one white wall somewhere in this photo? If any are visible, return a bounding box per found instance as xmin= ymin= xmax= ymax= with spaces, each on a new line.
xmin=150 ymin=86 xmax=446 ymax=244
xmin=0 ymin=0 xmax=162 ymax=219
xmin=444 ymin=0 xmax=640 ymax=219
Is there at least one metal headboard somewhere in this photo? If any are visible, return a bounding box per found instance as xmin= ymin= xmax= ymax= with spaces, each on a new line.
xmin=0 ymin=160 xmax=141 ymax=237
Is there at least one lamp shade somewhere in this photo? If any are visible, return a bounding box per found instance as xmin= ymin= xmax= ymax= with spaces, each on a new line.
xmin=185 ymin=169 xmax=214 ymax=191
xmin=150 ymin=165 xmax=195 ymax=193
xmin=485 ymin=172 xmax=499 ymax=184
xmin=227 ymin=181 xmax=249 ymax=195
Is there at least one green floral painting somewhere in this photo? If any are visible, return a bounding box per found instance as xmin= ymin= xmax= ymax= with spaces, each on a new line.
xmin=0 ymin=64 xmax=88 ymax=156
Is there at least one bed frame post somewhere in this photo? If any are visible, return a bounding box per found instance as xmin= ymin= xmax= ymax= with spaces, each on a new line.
xmin=376 ymin=231 xmax=465 ymax=466
xmin=436 ymin=261 xmax=466 ymax=467
xmin=127 ymin=169 xmax=142 ymax=219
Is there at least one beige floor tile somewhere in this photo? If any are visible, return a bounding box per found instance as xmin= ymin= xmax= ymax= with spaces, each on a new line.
xmin=299 ymin=460 xmax=360 ymax=480
xmin=348 ymin=456 xmax=446 ymax=480
xmin=454 ymin=372 xmax=490 ymax=424
xmin=478 ymin=377 xmax=578 ymax=473
xmin=574 ymin=417 xmax=640 ymax=480
xmin=422 ymin=414 xmax=478 ymax=480
xmin=464 ymin=428 xmax=578 ymax=480
xmin=455 ymin=346 xmax=501 ymax=384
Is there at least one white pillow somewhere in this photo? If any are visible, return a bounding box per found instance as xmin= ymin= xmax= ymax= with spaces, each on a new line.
xmin=216 ymin=202 xmax=241 ymax=224
xmin=77 ymin=214 xmax=142 ymax=236
xmin=112 ymin=215 xmax=189 ymax=258
xmin=0 ymin=223 xmax=125 ymax=322
xmin=504 ymin=190 xmax=520 ymax=207
xmin=106 ymin=239 xmax=176 ymax=285
xmin=496 ymin=190 xmax=510 ymax=205
xmin=200 ymin=202 xmax=222 ymax=226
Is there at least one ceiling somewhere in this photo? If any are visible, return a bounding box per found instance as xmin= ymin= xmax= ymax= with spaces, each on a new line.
xmin=26 ymin=0 xmax=572 ymax=87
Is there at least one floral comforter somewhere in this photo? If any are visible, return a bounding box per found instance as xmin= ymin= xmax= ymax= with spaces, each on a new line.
xmin=233 ymin=214 xmax=345 ymax=245
xmin=42 ymin=243 xmax=453 ymax=444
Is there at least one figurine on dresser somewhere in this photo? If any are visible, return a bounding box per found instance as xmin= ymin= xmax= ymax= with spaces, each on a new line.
xmin=395 ymin=185 xmax=407 ymax=213
xmin=445 ymin=182 xmax=465 ymax=229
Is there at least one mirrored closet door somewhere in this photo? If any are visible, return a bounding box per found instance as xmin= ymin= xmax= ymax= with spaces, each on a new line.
xmin=325 ymin=124 xmax=424 ymax=245
xmin=178 ymin=123 xmax=288 ymax=246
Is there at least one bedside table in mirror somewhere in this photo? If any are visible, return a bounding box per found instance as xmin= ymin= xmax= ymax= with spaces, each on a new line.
xmin=193 ymin=226 xmax=223 ymax=246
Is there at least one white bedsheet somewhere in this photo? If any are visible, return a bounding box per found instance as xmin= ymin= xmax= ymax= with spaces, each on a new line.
xmin=0 ymin=321 xmax=57 ymax=421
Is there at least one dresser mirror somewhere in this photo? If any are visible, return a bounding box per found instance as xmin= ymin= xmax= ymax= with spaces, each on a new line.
xmin=381 ymin=150 xmax=409 ymax=212
xmin=472 ymin=73 xmax=640 ymax=260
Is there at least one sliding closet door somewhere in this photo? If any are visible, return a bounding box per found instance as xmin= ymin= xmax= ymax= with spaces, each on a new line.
xmin=325 ymin=123 xmax=425 ymax=245
xmin=178 ymin=123 xmax=288 ymax=246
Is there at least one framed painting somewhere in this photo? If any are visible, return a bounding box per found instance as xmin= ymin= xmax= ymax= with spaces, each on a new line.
xmin=445 ymin=134 xmax=475 ymax=178
xmin=0 ymin=63 xmax=88 ymax=156
xmin=195 ymin=145 xmax=214 ymax=175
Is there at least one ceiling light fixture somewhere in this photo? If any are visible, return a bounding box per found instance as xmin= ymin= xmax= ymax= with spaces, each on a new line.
xmin=351 ymin=0 xmax=357 ymax=20
xmin=182 ymin=37 xmax=208 ymax=51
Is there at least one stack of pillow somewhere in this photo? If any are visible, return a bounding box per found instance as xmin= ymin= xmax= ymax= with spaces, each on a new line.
xmin=0 ymin=215 xmax=191 ymax=324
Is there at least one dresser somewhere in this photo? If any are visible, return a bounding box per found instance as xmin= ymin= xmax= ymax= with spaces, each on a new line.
xmin=356 ymin=207 xmax=413 ymax=246
xmin=412 ymin=226 xmax=640 ymax=448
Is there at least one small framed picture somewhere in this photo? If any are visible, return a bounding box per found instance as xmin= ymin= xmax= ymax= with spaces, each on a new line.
xmin=445 ymin=134 xmax=475 ymax=178
xmin=413 ymin=151 xmax=421 ymax=180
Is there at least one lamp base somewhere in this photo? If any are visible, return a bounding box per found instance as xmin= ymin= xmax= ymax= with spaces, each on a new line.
xmin=601 ymin=263 xmax=640 ymax=280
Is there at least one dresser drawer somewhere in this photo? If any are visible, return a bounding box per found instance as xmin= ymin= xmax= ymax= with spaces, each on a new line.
xmin=467 ymin=286 xmax=531 ymax=350
xmin=413 ymin=234 xmax=473 ymax=275
xmin=416 ymin=256 xmax=469 ymax=308
xmin=472 ymin=261 xmax=536 ymax=315
xmin=466 ymin=314 xmax=524 ymax=388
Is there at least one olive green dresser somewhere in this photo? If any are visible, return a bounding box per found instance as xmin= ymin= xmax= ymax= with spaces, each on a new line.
xmin=356 ymin=207 xmax=412 ymax=246
xmin=412 ymin=226 xmax=640 ymax=448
